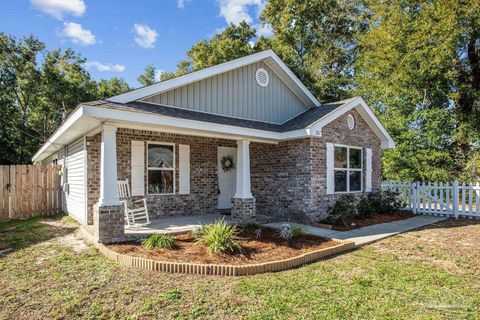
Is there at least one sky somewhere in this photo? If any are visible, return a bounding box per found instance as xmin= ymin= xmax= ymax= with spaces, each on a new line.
xmin=0 ymin=0 xmax=272 ymax=87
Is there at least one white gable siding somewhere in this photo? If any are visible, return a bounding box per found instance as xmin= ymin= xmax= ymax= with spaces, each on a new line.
xmin=64 ymin=137 xmax=86 ymax=224
xmin=141 ymin=62 xmax=308 ymax=124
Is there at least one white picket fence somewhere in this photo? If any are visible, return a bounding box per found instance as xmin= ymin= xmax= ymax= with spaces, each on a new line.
xmin=382 ymin=181 xmax=480 ymax=218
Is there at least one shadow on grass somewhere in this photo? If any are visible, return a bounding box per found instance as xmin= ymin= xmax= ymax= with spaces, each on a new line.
xmin=0 ymin=213 xmax=77 ymax=255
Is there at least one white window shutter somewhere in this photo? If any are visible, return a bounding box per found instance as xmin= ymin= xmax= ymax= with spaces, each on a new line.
xmin=365 ymin=148 xmax=372 ymax=192
xmin=179 ymin=144 xmax=190 ymax=194
xmin=131 ymin=141 xmax=145 ymax=196
xmin=326 ymin=143 xmax=335 ymax=195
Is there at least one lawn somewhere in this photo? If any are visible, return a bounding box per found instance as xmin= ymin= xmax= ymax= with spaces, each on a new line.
xmin=0 ymin=215 xmax=479 ymax=319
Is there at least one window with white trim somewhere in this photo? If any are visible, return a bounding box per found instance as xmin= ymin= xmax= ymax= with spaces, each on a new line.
xmin=334 ymin=146 xmax=362 ymax=193
xmin=147 ymin=143 xmax=175 ymax=194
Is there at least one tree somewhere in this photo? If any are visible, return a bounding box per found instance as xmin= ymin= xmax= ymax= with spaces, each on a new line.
xmin=0 ymin=33 xmax=45 ymax=164
xmin=355 ymin=0 xmax=480 ymax=181
xmin=176 ymin=22 xmax=259 ymax=74
xmin=0 ymin=33 xmax=131 ymax=164
xmin=261 ymin=0 xmax=367 ymax=102
xmin=137 ymin=65 xmax=156 ymax=86
xmin=97 ymin=77 xmax=131 ymax=99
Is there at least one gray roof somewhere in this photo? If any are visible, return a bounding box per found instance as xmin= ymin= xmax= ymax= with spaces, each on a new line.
xmin=84 ymin=98 xmax=354 ymax=132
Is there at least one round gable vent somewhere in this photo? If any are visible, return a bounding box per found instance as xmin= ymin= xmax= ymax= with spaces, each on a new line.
xmin=347 ymin=114 xmax=355 ymax=130
xmin=255 ymin=68 xmax=269 ymax=87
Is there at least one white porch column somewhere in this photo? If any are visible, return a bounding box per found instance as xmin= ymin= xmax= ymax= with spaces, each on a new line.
xmin=97 ymin=124 xmax=120 ymax=206
xmin=234 ymin=139 xmax=253 ymax=199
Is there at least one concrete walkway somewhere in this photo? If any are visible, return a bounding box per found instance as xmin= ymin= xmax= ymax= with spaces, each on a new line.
xmin=264 ymin=215 xmax=447 ymax=246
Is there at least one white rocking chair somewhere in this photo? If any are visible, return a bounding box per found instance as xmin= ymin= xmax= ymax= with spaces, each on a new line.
xmin=117 ymin=179 xmax=150 ymax=226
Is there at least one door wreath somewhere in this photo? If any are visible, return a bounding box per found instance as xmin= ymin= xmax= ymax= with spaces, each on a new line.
xmin=221 ymin=155 xmax=235 ymax=172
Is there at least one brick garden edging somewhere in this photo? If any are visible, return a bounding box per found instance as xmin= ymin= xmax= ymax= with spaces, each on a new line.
xmin=96 ymin=240 xmax=355 ymax=276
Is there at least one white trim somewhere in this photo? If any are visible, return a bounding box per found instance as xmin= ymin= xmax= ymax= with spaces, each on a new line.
xmin=131 ymin=141 xmax=145 ymax=196
xmin=178 ymin=144 xmax=190 ymax=194
xmin=146 ymin=142 xmax=176 ymax=195
xmin=365 ymin=148 xmax=372 ymax=192
xmin=32 ymin=106 xmax=84 ymax=162
xmin=308 ymin=97 xmax=395 ymax=149
xmin=107 ymin=50 xmax=321 ymax=107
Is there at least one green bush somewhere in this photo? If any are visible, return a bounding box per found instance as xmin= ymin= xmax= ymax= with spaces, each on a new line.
xmin=242 ymin=223 xmax=262 ymax=236
xmin=367 ymin=190 xmax=403 ymax=215
xmin=357 ymin=197 xmax=375 ymax=218
xmin=323 ymin=194 xmax=358 ymax=226
xmin=197 ymin=219 xmax=241 ymax=254
xmin=291 ymin=226 xmax=302 ymax=238
xmin=141 ymin=234 xmax=176 ymax=250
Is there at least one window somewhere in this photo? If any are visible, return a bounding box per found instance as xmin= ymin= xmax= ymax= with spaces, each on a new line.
xmin=334 ymin=146 xmax=362 ymax=193
xmin=147 ymin=143 xmax=175 ymax=194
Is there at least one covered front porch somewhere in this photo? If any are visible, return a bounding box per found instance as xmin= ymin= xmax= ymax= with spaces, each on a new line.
xmin=91 ymin=123 xmax=273 ymax=243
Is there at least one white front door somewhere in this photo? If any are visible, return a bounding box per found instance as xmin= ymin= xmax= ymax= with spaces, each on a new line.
xmin=218 ymin=147 xmax=237 ymax=209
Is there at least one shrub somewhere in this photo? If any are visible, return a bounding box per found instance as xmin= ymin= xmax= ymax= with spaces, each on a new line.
xmin=278 ymin=224 xmax=293 ymax=239
xmin=323 ymin=194 xmax=358 ymax=226
xmin=242 ymin=223 xmax=262 ymax=236
xmin=357 ymin=197 xmax=375 ymax=218
xmin=367 ymin=190 xmax=403 ymax=215
xmin=141 ymin=234 xmax=176 ymax=250
xmin=196 ymin=219 xmax=240 ymax=254
xmin=278 ymin=224 xmax=302 ymax=240
xmin=291 ymin=226 xmax=302 ymax=238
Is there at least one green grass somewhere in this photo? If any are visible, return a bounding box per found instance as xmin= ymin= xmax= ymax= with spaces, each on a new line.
xmin=0 ymin=216 xmax=479 ymax=319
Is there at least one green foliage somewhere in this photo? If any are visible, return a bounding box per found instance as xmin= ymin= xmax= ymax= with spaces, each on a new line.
xmin=357 ymin=197 xmax=375 ymax=218
xmin=355 ymin=0 xmax=480 ymax=181
xmin=323 ymin=195 xmax=358 ymax=226
xmin=291 ymin=226 xmax=302 ymax=238
xmin=242 ymin=223 xmax=262 ymax=236
xmin=175 ymin=22 xmax=259 ymax=75
xmin=261 ymin=0 xmax=367 ymax=102
xmin=0 ymin=33 xmax=131 ymax=164
xmin=137 ymin=65 xmax=156 ymax=87
xmin=367 ymin=191 xmax=403 ymax=215
xmin=196 ymin=219 xmax=240 ymax=254
xmin=141 ymin=234 xmax=176 ymax=250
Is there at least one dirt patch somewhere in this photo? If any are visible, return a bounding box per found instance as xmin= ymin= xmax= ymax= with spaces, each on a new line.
xmin=108 ymin=227 xmax=339 ymax=265
xmin=329 ymin=211 xmax=415 ymax=231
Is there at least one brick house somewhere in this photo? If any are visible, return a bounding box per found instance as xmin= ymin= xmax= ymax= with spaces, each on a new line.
xmin=32 ymin=50 xmax=394 ymax=243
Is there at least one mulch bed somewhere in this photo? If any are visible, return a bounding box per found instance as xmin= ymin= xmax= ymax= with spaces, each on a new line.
xmin=328 ymin=211 xmax=416 ymax=231
xmin=108 ymin=227 xmax=339 ymax=265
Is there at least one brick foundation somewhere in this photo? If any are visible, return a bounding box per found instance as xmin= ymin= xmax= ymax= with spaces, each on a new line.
xmin=231 ymin=197 xmax=256 ymax=224
xmin=93 ymin=204 xmax=125 ymax=244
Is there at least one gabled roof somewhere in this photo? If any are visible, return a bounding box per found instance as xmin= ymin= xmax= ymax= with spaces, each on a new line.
xmin=107 ymin=50 xmax=321 ymax=108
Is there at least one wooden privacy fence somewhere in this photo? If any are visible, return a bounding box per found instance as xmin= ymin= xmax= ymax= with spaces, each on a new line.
xmin=0 ymin=165 xmax=62 ymax=222
xmin=382 ymin=180 xmax=480 ymax=219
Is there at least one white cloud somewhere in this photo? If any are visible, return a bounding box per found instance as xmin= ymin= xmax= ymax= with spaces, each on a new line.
xmin=85 ymin=61 xmax=125 ymax=72
xmin=216 ymin=0 xmax=266 ymax=25
xmin=31 ymin=0 xmax=86 ymax=19
xmin=133 ymin=23 xmax=158 ymax=48
xmin=256 ymin=23 xmax=273 ymax=37
xmin=62 ymin=22 xmax=96 ymax=46
xmin=177 ymin=0 xmax=190 ymax=9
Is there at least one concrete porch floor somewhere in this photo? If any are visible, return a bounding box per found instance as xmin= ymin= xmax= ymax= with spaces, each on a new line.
xmin=124 ymin=213 xmax=278 ymax=235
